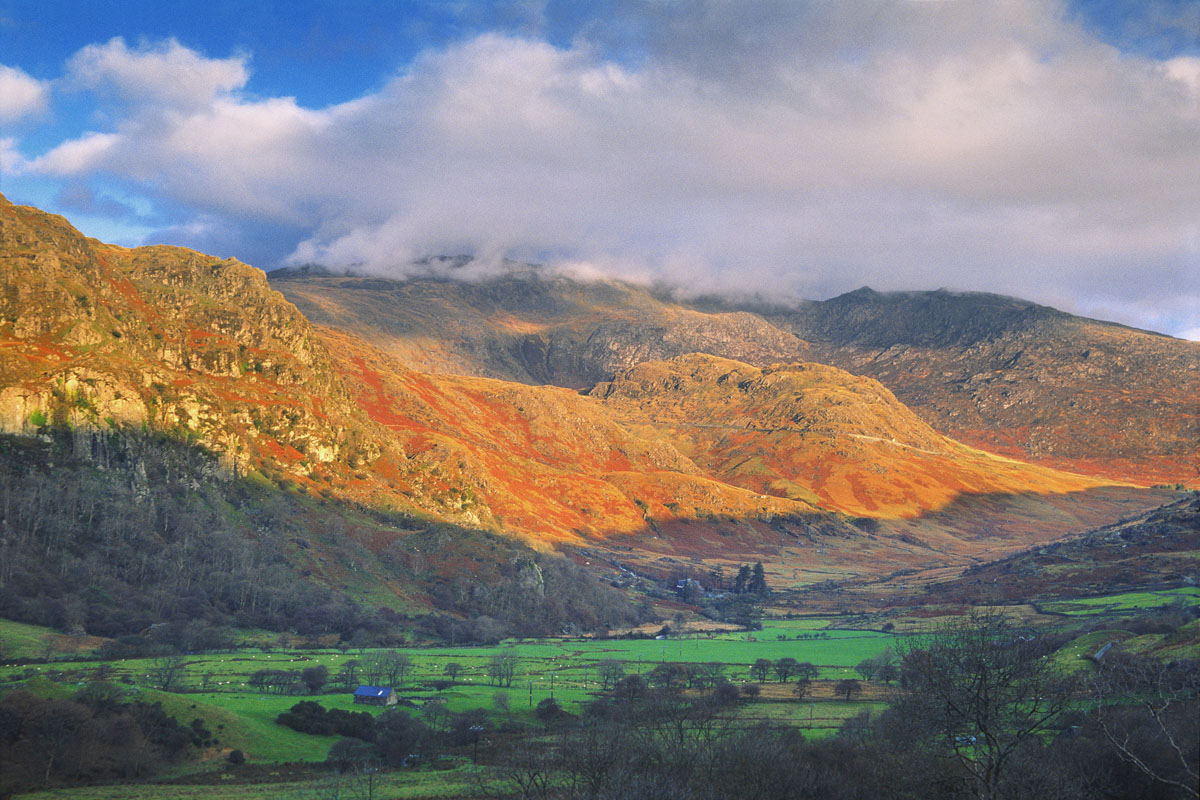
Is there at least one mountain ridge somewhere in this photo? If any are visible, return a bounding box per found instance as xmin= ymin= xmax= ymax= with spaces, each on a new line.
xmin=0 ymin=194 xmax=1185 ymax=610
xmin=270 ymin=266 xmax=1198 ymax=487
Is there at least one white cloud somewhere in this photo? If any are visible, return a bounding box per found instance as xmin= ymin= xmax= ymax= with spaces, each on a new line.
xmin=31 ymin=132 xmax=121 ymax=175
xmin=19 ymin=0 xmax=1200 ymax=334
xmin=0 ymin=137 xmax=25 ymax=173
xmin=65 ymin=37 xmax=248 ymax=109
xmin=1161 ymin=56 xmax=1200 ymax=96
xmin=0 ymin=64 xmax=48 ymax=121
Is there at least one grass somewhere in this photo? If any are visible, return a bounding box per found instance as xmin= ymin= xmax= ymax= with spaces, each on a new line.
xmin=1 ymin=624 xmax=900 ymax=712
xmin=5 ymin=592 xmax=1192 ymax=797
xmin=1040 ymin=587 xmax=1200 ymax=616
xmin=144 ymin=690 xmax=337 ymax=763
xmin=11 ymin=762 xmax=496 ymax=800
xmin=1 ymin=621 xmax=902 ymax=774
xmin=0 ymin=619 xmax=107 ymax=660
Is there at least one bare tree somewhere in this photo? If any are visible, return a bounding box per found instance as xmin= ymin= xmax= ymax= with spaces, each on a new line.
xmin=147 ymin=654 xmax=188 ymax=692
xmin=1090 ymin=653 xmax=1199 ymax=798
xmin=598 ymin=659 xmax=625 ymax=691
xmin=487 ymin=652 xmax=518 ymax=687
xmin=893 ymin=611 xmax=1071 ymax=800
xmin=774 ymin=657 xmax=799 ymax=683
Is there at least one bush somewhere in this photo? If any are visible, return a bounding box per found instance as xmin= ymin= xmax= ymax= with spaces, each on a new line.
xmin=227 ymin=749 xmax=245 ymax=765
xmin=275 ymin=701 xmax=376 ymax=740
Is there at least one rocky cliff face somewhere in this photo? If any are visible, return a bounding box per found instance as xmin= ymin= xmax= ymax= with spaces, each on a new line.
xmin=271 ymin=270 xmax=809 ymax=387
xmin=768 ymin=288 xmax=1200 ymax=486
xmin=591 ymin=354 xmax=1108 ymax=518
xmin=274 ymin=269 xmax=1197 ymax=487
xmin=0 ymin=193 xmax=368 ymax=475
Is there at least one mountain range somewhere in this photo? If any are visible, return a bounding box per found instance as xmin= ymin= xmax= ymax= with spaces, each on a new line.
xmin=1 ymin=191 xmax=1196 ymax=623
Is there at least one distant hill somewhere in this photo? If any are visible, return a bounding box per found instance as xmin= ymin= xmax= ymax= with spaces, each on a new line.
xmin=590 ymin=353 xmax=1104 ymax=518
xmin=270 ymin=268 xmax=810 ymax=388
xmin=916 ymin=493 xmax=1200 ymax=605
xmin=0 ymin=195 xmax=1185 ymax=637
xmin=768 ymin=288 xmax=1200 ymax=487
xmin=272 ymin=268 xmax=1199 ymax=487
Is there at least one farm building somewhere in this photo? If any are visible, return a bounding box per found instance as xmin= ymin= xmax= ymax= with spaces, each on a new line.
xmin=353 ymin=685 xmax=398 ymax=706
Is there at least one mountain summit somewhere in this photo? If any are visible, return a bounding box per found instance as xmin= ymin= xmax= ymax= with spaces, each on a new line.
xmin=272 ymin=268 xmax=1199 ymax=487
xmin=0 ymin=196 xmax=1183 ymax=591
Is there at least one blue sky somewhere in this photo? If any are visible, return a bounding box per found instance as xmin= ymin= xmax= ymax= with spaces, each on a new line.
xmin=1 ymin=0 xmax=1198 ymax=338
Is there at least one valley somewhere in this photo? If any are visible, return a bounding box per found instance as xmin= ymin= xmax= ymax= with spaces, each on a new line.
xmin=1 ymin=194 xmax=1197 ymax=799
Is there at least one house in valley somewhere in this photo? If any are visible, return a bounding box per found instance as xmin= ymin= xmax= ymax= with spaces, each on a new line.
xmin=353 ymin=685 xmax=398 ymax=706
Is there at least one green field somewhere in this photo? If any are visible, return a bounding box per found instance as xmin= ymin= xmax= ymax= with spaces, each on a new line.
xmin=7 ymin=597 xmax=1195 ymax=798
xmin=0 ymin=619 xmax=898 ymax=779
xmin=1040 ymin=586 xmax=1200 ymax=616
xmin=2 ymin=624 xmax=896 ymax=708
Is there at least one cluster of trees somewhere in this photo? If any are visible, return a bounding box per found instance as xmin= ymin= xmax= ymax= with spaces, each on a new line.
xmin=315 ymin=700 xmax=510 ymax=774
xmin=749 ymin=657 xmax=818 ymax=684
xmin=855 ymin=647 xmax=899 ymax=683
xmin=276 ymin=701 xmax=376 ymax=740
xmin=247 ymin=664 xmax=332 ymax=695
xmin=396 ymin=527 xmax=650 ymax=640
xmin=486 ymin=653 xmax=519 ymax=687
xmin=673 ymin=562 xmax=770 ymax=606
xmin=487 ymin=613 xmax=1198 ymax=800
xmin=0 ymin=431 xmax=647 ymax=646
xmin=732 ymin=563 xmax=770 ymax=597
xmin=0 ymin=685 xmax=211 ymax=795
xmin=0 ymin=432 xmax=388 ymax=638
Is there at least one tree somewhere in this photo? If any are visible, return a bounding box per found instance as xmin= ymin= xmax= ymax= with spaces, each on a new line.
xmin=301 ymin=665 xmax=329 ymax=694
xmin=775 ymin=657 xmax=799 ymax=683
xmin=648 ymin=662 xmax=688 ymax=692
xmin=147 ymin=654 xmax=188 ymax=692
xmin=792 ymin=677 xmax=813 ymax=700
xmin=327 ymin=736 xmax=376 ymax=772
xmin=855 ymin=658 xmax=879 ymax=681
xmin=751 ymin=658 xmax=773 ymax=682
xmin=749 ymin=562 xmax=770 ymax=597
xmin=893 ymin=611 xmax=1072 ymax=800
xmin=337 ymin=659 xmax=361 ymax=689
xmin=734 ymin=565 xmax=751 ymax=594
xmin=1089 ymin=653 xmax=1199 ymax=798
xmin=598 ymin=659 xmax=625 ymax=691
xmin=835 ymin=679 xmax=861 ymax=701
xmin=443 ymin=662 xmax=463 ymax=681
xmin=379 ymin=651 xmax=411 ymax=687
xmin=876 ymin=663 xmax=899 ymax=684
xmin=794 ymin=662 xmax=819 ymax=683
xmin=374 ymin=709 xmax=428 ymax=766
xmin=487 ymin=652 xmax=518 ymax=687
xmin=535 ymin=697 xmax=563 ymax=726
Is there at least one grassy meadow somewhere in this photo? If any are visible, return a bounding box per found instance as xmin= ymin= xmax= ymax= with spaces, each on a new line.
xmin=4 ymin=597 xmax=1198 ymax=799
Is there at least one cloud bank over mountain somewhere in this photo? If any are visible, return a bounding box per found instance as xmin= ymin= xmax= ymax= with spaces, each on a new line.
xmin=3 ymin=0 xmax=1198 ymax=336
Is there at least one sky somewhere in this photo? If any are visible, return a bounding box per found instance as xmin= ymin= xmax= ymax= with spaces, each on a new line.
xmin=1 ymin=0 xmax=1198 ymax=339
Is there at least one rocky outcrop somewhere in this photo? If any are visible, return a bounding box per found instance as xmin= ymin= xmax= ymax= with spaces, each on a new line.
xmin=274 ymin=267 xmax=1198 ymax=487
xmin=0 ymin=193 xmax=362 ymax=476
xmin=768 ymin=288 xmax=1200 ymax=486
xmin=270 ymin=270 xmax=810 ymax=387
